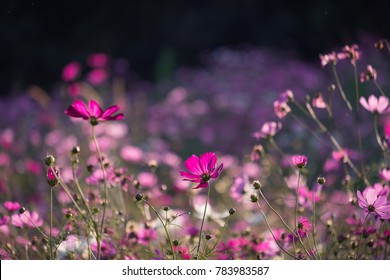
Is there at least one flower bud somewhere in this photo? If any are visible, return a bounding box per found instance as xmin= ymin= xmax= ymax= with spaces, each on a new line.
xmin=317 ymin=176 xmax=326 ymax=185
xmin=375 ymin=40 xmax=384 ymax=50
xmin=173 ymin=240 xmax=180 ymax=246
xmin=71 ymin=146 xmax=80 ymax=155
xmin=18 ymin=207 xmax=26 ymax=214
xmin=250 ymin=193 xmax=259 ymax=203
xmin=228 ymin=207 xmax=236 ymax=216
xmin=252 ymin=180 xmax=262 ymax=190
xmin=205 ymin=234 xmax=213 ymax=240
xmin=163 ymin=206 xmax=170 ymax=211
xmin=47 ymin=167 xmax=60 ymax=187
xmin=135 ymin=193 xmax=144 ymax=201
xmin=44 ymin=155 xmax=56 ymax=167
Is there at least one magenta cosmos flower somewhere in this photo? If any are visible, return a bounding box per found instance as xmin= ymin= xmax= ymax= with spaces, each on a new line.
xmin=297 ymin=216 xmax=312 ymax=238
xmin=180 ymin=152 xmax=223 ymax=189
xmin=359 ymin=95 xmax=389 ymax=114
xmin=357 ymin=188 xmax=390 ymax=219
xmin=292 ymin=155 xmax=308 ymax=168
xmin=65 ymin=99 xmax=124 ymax=125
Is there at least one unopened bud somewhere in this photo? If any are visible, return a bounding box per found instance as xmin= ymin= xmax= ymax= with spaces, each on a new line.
xmin=135 ymin=193 xmax=144 ymax=201
xmin=173 ymin=240 xmax=180 ymax=246
xmin=44 ymin=155 xmax=56 ymax=167
xmin=71 ymin=146 xmax=80 ymax=155
xmin=228 ymin=208 xmax=236 ymax=216
xmin=317 ymin=176 xmax=326 ymax=185
xmin=252 ymin=180 xmax=262 ymax=190
xmin=250 ymin=193 xmax=259 ymax=203
xmin=163 ymin=206 xmax=170 ymax=211
xmin=18 ymin=207 xmax=26 ymax=214
xmin=205 ymin=234 xmax=213 ymax=240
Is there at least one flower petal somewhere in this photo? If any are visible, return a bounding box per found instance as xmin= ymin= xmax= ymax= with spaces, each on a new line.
xmin=89 ymin=100 xmax=104 ymax=118
xmin=366 ymin=188 xmax=378 ymax=205
xmin=101 ymin=105 xmax=120 ymax=119
xmin=193 ymin=181 xmax=209 ymax=189
xmin=210 ymin=163 xmax=224 ymax=178
xmin=65 ymin=105 xmax=88 ymax=119
xmin=359 ymin=97 xmax=370 ymax=112
xmin=66 ymin=100 xmax=90 ymax=119
xmin=199 ymin=152 xmax=216 ymax=173
xmin=184 ymin=155 xmax=203 ymax=175
xmin=357 ymin=190 xmax=368 ymax=208
xmin=180 ymin=171 xmax=201 ymax=181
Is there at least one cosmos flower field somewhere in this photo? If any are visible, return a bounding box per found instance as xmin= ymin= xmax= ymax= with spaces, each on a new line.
xmin=1 ymin=38 xmax=390 ymax=260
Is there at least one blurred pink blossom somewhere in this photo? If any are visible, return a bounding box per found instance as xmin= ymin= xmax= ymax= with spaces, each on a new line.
xmin=62 ymin=61 xmax=81 ymax=82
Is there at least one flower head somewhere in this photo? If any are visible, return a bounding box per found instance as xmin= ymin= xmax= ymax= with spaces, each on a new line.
xmin=3 ymin=201 xmax=21 ymax=212
xmin=253 ymin=121 xmax=282 ymax=139
xmin=312 ymin=93 xmax=327 ymax=109
xmin=65 ymin=99 xmax=124 ymax=125
xmin=360 ymin=65 xmax=377 ymax=83
xmin=297 ymin=216 xmax=312 ymax=238
xmin=357 ymin=188 xmax=390 ymax=219
xmin=62 ymin=61 xmax=81 ymax=82
xmin=359 ymin=95 xmax=389 ymax=114
xmin=47 ymin=167 xmax=60 ymax=187
xmin=292 ymin=155 xmax=308 ymax=169
xmin=180 ymin=152 xmax=223 ymax=189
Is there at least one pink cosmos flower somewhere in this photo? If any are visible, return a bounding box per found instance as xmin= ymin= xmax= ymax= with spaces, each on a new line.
xmin=253 ymin=121 xmax=282 ymax=139
xmin=0 ymin=216 xmax=9 ymax=226
xmin=360 ymin=65 xmax=377 ymax=83
xmin=11 ymin=210 xmax=43 ymax=228
xmin=273 ymin=99 xmax=291 ymax=119
xmin=297 ymin=216 xmax=312 ymax=238
xmin=292 ymin=155 xmax=308 ymax=168
xmin=87 ymin=69 xmax=108 ymax=85
xmin=340 ymin=44 xmax=361 ymax=65
xmin=87 ymin=53 xmax=110 ymax=68
xmin=359 ymin=95 xmax=389 ymax=114
xmin=180 ymin=152 xmax=223 ymax=189
xmin=357 ymin=188 xmax=390 ymax=219
xmin=65 ymin=99 xmax=124 ymax=125
xmin=312 ymin=93 xmax=327 ymax=109
xmin=379 ymin=167 xmax=390 ymax=181
xmin=62 ymin=61 xmax=81 ymax=82
xmin=4 ymin=201 xmax=21 ymax=212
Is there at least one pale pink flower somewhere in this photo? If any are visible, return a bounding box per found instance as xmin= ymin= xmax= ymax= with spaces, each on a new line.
xmin=359 ymin=95 xmax=389 ymax=114
xmin=253 ymin=121 xmax=282 ymax=139
xmin=11 ymin=210 xmax=43 ymax=228
xmin=380 ymin=167 xmax=390 ymax=181
xmin=312 ymin=93 xmax=327 ymax=109
xmin=273 ymin=99 xmax=291 ymax=119
xmin=360 ymin=65 xmax=377 ymax=83
xmin=357 ymin=188 xmax=390 ymax=219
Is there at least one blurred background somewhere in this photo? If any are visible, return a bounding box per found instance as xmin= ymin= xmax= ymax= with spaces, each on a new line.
xmin=2 ymin=0 xmax=390 ymax=95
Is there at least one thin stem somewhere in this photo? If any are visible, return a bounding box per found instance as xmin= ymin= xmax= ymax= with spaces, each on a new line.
xmin=373 ymin=80 xmax=387 ymax=97
xmin=256 ymin=203 xmax=298 ymax=259
xmin=353 ymin=64 xmax=365 ymax=176
xmin=332 ymin=62 xmax=353 ymax=111
xmin=306 ymin=101 xmax=370 ymax=185
xmin=258 ymin=189 xmax=296 ymax=236
xmin=294 ymin=171 xmax=301 ymax=232
xmin=91 ymin=125 xmax=108 ymax=260
xmin=207 ymin=216 xmax=231 ymax=257
xmin=142 ymin=199 xmax=175 ymax=260
xmin=49 ymin=187 xmax=53 ymax=260
xmin=22 ymin=212 xmax=48 ymax=239
xmin=196 ymin=185 xmax=211 ymax=259
xmin=312 ymin=187 xmax=322 ymax=259
xmin=356 ymin=214 xmax=369 ymax=259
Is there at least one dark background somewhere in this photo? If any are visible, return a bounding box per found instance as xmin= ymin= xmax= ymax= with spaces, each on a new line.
xmin=1 ymin=0 xmax=390 ymax=95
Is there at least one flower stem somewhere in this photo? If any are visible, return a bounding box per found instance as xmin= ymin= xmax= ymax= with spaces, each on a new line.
xmin=294 ymin=171 xmax=301 ymax=233
xmin=49 ymin=187 xmax=53 ymax=260
xmin=207 ymin=215 xmax=231 ymax=257
xmin=256 ymin=203 xmax=298 ymax=259
xmin=91 ymin=125 xmax=108 ymax=260
xmin=332 ymin=62 xmax=353 ymax=111
xmin=196 ymin=184 xmax=211 ymax=259
xmin=311 ymin=187 xmax=322 ymax=259
xmin=373 ymin=80 xmax=387 ymax=97
xmin=142 ymin=199 xmax=175 ymax=260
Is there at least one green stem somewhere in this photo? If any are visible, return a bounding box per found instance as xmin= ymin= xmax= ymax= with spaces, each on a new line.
xmin=207 ymin=216 xmax=231 ymax=257
xmin=142 ymin=199 xmax=175 ymax=260
xmin=356 ymin=214 xmax=369 ymax=259
xmin=332 ymin=62 xmax=353 ymax=111
xmin=258 ymin=189 xmax=296 ymax=236
xmin=312 ymin=186 xmax=322 ymax=259
xmin=196 ymin=184 xmax=211 ymax=259
xmin=373 ymin=80 xmax=387 ymax=97
xmin=50 ymin=187 xmax=53 ymax=260
xmin=294 ymin=171 xmax=301 ymax=232
xmin=91 ymin=125 xmax=108 ymax=260
xmin=256 ymin=203 xmax=298 ymax=259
